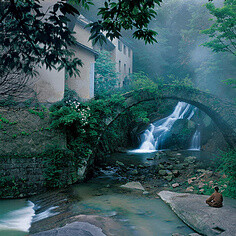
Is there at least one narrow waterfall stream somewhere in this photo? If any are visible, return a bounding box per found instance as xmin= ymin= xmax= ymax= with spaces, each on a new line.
xmin=132 ymin=102 xmax=200 ymax=153
xmin=189 ymin=129 xmax=201 ymax=151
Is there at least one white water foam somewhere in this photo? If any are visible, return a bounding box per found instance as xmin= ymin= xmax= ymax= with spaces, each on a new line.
xmin=32 ymin=206 xmax=59 ymax=222
xmin=189 ymin=129 xmax=201 ymax=151
xmin=133 ymin=102 xmax=197 ymax=152
xmin=0 ymin=201 xmax=35 ymax=232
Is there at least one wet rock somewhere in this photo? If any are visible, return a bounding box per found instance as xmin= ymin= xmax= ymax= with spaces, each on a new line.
xmin=158 ymin=164 xmax=165 ymax=169
xmin=116 ymin=147 xmax=127 ymax=153
xmin=167 ymin=165 xmax=173 ymax=170
xmin=159 ymin=191 xmax=236 ymax=236
xmin=121 ymin=181 xmax=145 ymax=191
xmin=31 ymin=222 xmax=106 ymax=236
xmin=147 ymin=157 xmax=154 ymax=160
xmin=138 ymin=164 xmax=145 ymax=169
xmin=164 ymin=175 xmax=173 ymax=182
xmin=172 ymin=183 xmax=180 ymax=188
xmin=175 ymin=164 xmax=185 ymax=170
xmin=188 ymin=177 xmax=197 ymax=184
xmin=166 ymin=170 xmax=173 ymax=176
xmin=159 ymin=170 xmax=167 ymax=176
xmin=172 ymin=170 xmax=180 ymax=177
xmin=116 ymin=161 xmax=125 ymax=167
xmin=198 ymin=182 xmax=205 ymax=188
xmin=155 ymin=153 xmax=160 ymax=158
xmin=185 ymin=156 xmax=197 ymax=163
xmin=186 ymin=187 xmax=194 ymax=192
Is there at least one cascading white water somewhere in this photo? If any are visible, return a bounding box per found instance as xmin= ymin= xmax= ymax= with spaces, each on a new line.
xmin=0 ymin=200 xmax=35 ymax=232
xmin=132 ymin=102 xmax=197 ymax=153
xmin=189 ymin=129 xmax=201 ymax=151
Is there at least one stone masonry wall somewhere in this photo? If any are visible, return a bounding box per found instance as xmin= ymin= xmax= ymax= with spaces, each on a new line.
xmin=0 ymin=107 xmax=66 ymax=156
xmin=0 ymin=108 xmax=87 ymax=198
xmin=0 ymin=156 xmax=79 ymax=198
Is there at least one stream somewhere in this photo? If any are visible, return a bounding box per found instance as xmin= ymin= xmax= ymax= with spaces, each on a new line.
xmin=0 ymin=101 xmax=213 ymax=235
xmin=0 ymin=150 xmax=216 ymax=236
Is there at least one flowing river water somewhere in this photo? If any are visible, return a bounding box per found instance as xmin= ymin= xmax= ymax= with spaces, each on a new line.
xmin=0 ymin=149 xmax=217 ymax=236
xmin=0 ymin=102 xmax=211 ymax=235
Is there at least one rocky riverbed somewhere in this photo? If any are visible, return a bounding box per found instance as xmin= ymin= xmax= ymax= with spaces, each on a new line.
xmin=95 ymin=150 xmax=227 ymax=197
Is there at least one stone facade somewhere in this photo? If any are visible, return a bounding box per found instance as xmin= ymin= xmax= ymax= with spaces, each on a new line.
xmin=0 ymin=108 xmax=66 ymax=156
xmin=0 ymin=156 xmax=78 ymax=198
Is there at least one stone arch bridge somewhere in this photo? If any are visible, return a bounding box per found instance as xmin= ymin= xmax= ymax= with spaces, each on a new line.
xmin=120 ymin=85 xmax=236 ymax=149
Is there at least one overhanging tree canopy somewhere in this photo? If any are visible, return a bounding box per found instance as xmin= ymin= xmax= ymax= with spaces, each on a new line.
xmin=0 ymin=0 xmax=162 ymax=77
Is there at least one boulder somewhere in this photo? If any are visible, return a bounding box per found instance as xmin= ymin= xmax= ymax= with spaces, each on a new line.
xmin=172 ymin=170 xmax=180 ymax=177
xmin=155 ymin=153 xmax=160 ymax=158
xmin=172 ymin=183 xmax=180 ymax=188
xmin=158 ymin=164 xmax=165 ymax=169
xmin=164 ymin=175 xmax=173 ymax=181
xmin=186 ymin=187 xmax=194 ymax=192
xmin=31 ymin=222 xmax=106 ymax=236
xmin=158 ymin=191 xmax=236 ymax=236
xmin=121 ymin=181 xmax=145 ymax=191
xmin=159 ymin=170 xmax=167 ymax=176
xmin=130 ymin=169 xmax=138 ymax=175
xmin=116 ymin=161 xmax=125 ymax=167
xmin=185 ymin=156 xmax=197 ymax=163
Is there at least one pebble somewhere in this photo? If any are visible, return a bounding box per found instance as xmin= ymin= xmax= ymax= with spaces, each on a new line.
xmin=172 ymin=183 xmax=180 ymax=188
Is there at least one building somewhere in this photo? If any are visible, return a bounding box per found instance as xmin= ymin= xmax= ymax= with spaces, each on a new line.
xmin=34 ymin=14 xmax=98 ymax=103
xmin=34 ymin=11 xmax=132 ymax=103
xmin=94 ymin=36 xmax=133 ymax=87
xmin=66 ymin=16 xmax=99 ymax=100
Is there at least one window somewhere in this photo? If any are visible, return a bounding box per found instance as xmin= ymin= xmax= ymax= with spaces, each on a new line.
xmin=128 ymin=48 xmax=131 ymax=57
xmin=124 ymin=64 xmax=126 ymax=74
xmin=129 ymin=68 xmax=131 ymax=74
xmin=124 ymin=45 xmax=126 ymax=55
xmin=119 ymin=60 xmax=121 ymax=72
xmin=118 ymin=41 xmax=122 ymax=51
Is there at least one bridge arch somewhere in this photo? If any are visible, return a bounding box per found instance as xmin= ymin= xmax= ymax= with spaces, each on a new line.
xmin=122 ymin=85 xmax=236 ymax=149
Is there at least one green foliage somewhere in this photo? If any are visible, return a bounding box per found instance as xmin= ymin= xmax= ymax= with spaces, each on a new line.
xmin=0 ymin=0 xmax=82 ymax=76
xmin=88 ymin=0 xmax=161 ymax=45
xmin=28 ymin=106 xmax=47 ymax=119
xmin=0 ymin=176 xmax=24 ymax=197
xmin=222 ymin=78 xmax=236 ymax=88
xmin=170 ymin=76 xmax=195 ymax=90
xmin=43 ymin=148 xmax=75 ymax=188
xmin=202 ymin=0 xmax=236 ymax=55
xmin=0 ymin=114 xmax=17 ymax=129
xmin=217 ymin=150 xmax=236 ymax=198
xmin=0 ymin=0 xmax=160 ymax=78
xmin=94 ymin=51 xmax=119 ymax=97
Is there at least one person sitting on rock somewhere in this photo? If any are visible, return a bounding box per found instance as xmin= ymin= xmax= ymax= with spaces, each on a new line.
xmin=206 ymin=187 xmax=223 ymax=208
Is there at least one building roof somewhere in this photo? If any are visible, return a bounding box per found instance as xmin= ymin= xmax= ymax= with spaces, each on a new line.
xmin=76 ymin=42 xmax=99 ymax=58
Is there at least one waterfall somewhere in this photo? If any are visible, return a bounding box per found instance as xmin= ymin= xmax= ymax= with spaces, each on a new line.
xmin=132 ymin=102 xmax=197 ymax=153
xmin=189 ymin=129 xmax=201 ymax=151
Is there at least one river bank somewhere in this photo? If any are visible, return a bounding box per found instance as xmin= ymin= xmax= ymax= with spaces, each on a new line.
xmin=0 ymin=150 xmax=229 ymax=236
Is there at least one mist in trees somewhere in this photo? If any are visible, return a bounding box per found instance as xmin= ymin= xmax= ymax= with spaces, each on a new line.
xmin=130 ymin=0 xmax=235 ymax=100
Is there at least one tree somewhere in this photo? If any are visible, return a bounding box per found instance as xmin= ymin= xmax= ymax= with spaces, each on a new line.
xmin=0 ymin=0 xmax=162 ymax=77
xmin=94 ymin=51 xmax=118 ymax=97
xmin=202 ymin=0 xmax=236 ymax=55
